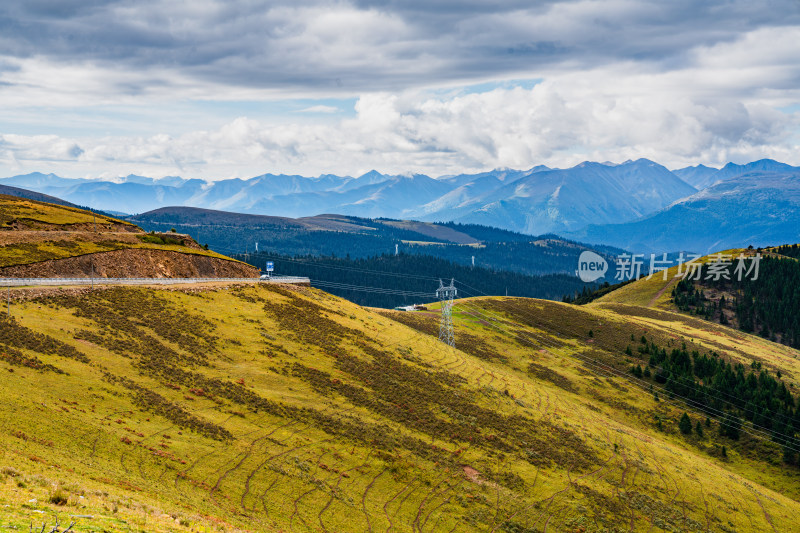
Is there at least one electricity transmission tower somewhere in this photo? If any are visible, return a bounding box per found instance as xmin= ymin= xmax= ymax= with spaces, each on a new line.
xmin=436 ymin=278 xmax=457 ymax=347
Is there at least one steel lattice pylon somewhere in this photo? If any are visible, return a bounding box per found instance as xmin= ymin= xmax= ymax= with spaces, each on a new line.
xmin=436 ymin=278 xmax=457 ymax=347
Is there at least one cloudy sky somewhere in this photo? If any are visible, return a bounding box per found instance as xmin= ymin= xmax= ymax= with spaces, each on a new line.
xmin=1 ymin=0 xmax=799 ymax=180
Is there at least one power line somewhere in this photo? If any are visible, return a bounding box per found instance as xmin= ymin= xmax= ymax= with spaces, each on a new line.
xmin=309 ymin=279 xmax=433 ymax=298
xmin=450 ymin=288 xmax=800 ymax=452
xmin=455 ymin=283 xmax=796 ymax=428
xmin=436 ymin=279 xmax=457 ymax=347
xmin=112 ymin=220 xmax=800 ymax=449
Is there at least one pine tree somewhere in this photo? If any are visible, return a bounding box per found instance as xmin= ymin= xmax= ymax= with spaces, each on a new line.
xmin=783 ymin=445 xmax=796 ymax=466
xmin=720 ymin=412 xmax=742 ymax=440
xmin=679 ymin=412 xmax=693 ymax=435
xmin=695 ymin=420 xmax=704 ymax=438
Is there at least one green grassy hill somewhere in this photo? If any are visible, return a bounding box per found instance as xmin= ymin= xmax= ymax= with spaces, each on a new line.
xmin=2 ymin=280 xmax=800 ymax=532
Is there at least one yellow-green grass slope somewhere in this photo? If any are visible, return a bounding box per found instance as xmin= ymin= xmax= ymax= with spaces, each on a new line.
xmin=1 ymin=283 xmax=799 ymax=532
xmin=0 ymin=195 xmax=133 ymax=229
xmin=588 ymin=247 xmax=798 ymax=366
xmin=0 ymin=195 xmax=241 ymax=268
xmin=590 ymin=247 xmax=785 ymax=311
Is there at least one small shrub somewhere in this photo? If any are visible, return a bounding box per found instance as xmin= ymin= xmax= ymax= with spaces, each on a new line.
xmin=139 ymin=234 xmax=165 ymax=245
xmin=48 ymin=486 xmax=68 ymax=506
xmin=0 ymin=466 xmax=20 ymax=477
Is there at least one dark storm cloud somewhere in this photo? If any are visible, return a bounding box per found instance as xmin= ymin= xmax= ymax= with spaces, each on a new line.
xmin=1 ymin=0 xmax=799 ymax=92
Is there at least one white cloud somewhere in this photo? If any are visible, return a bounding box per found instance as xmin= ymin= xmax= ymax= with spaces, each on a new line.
xmin=297 ymin=105 xmax=340 ymax=114
xmin=2 ymin=64 xmax=798 ymax=180
xmin=1 ymin=2 xmax=799 ymax=178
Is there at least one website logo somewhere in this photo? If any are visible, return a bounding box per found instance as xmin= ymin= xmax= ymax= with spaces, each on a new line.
xmin=577 ymin=251 xmax=609 ymax=282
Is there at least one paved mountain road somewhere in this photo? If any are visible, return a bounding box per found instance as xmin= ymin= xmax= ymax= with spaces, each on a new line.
xmin=0 ymin=276 xmax=310 ymax=287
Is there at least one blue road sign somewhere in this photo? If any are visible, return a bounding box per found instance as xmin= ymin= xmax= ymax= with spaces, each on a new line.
xmin=266 ymin=261 xmax=274 ymax=272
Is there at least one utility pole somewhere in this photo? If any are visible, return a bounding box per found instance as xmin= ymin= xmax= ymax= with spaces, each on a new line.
xmin=6 ymin=285 xmax=9 ymax=317
xmin=436 ymin=279 xmax=457 ymax=348
xmin=91 ymin=258 xmax=94 ymax=291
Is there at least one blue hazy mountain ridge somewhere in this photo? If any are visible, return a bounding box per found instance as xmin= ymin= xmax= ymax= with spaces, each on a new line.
xmin=409 ymin=159 xmax=697 ymax=234
xmin=567 ymin=172 xmax=800 ymax=253
xmin=673 ymin=159 xmax=800 ymax=190
xmin=246 ymin=174 xmax=455 ymax=219
xmin=0 ymin=172 xmax=88 ymax=189
xmin=406 ymin=167 xmax=550 ymax=221
xmin=1 ymin=159 xmax=694 ymax=225
xmin=672 ymin=164 xmax=720 ymax=189
xmin=3 ymin=158 xmax=797 ymax=253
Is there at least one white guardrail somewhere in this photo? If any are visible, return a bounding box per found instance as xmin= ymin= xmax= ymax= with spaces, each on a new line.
xmin=0 ymin=276 xmax=310 ymax=287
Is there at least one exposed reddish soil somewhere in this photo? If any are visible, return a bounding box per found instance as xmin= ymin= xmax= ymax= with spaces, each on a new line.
xmin=0 ymin=249 xmax=258 ymax=279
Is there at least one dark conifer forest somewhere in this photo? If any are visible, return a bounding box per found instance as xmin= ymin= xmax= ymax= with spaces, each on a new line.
xmin=241 ymin=252 xmax=594 ymax=308
xmin=671 ymin=252 xmax=800 ymax=348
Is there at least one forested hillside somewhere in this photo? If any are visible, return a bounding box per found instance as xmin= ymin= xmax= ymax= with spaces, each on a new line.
xmin=631 ymin=336 xmax=799 ymax=462
xmin=671 ymin=249 xmax=800 ymax=347
xmin=241 ymin=252 xmax=593 ymax=307
xmin=130 ymin=210 xmax=623 ymax=277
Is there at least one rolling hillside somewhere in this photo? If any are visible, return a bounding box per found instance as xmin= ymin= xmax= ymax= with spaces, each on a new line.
xmin=0 ymin=183 xmax=81 ymax=208
xmin=129 ymin=206 xmax=624 ymax=278
xmin=0 ymin=195 xmax=257 ymax=278
xmin=593 ymin=245 xmax=800 ymax=349
xmin=2 ymin=280 xmax=800 ymax=531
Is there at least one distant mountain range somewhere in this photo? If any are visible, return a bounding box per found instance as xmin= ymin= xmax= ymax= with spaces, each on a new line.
xmin=568 ymin=171 xmax=800 ymax=254
xmin=4 ymin=158 xmax=800 ymax=253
